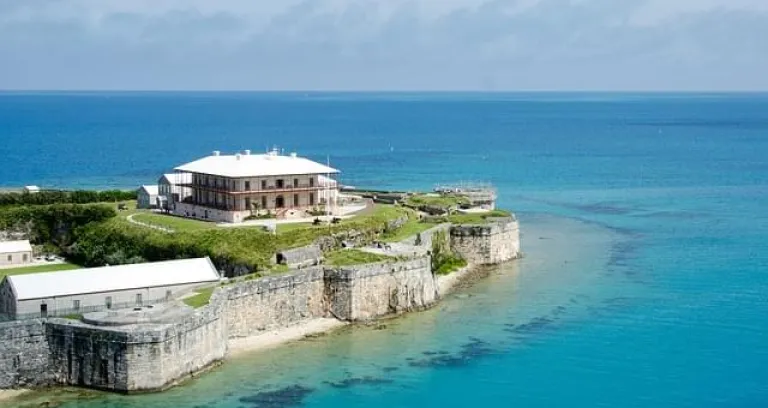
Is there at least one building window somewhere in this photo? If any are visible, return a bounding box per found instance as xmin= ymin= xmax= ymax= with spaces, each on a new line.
xmin=6 ymin=255 xmax=11 ymax=262
xmin=73 ymin=300 xmax=80 ymax=311
xmin=276 ymin=179 xmax=284 ymax=189
xmin=245 ymin=181 xmax=250 ymax=191
xmin=245 ymin=197 xmax=251 ymax=211
xmin=136 ymin=293 xmax=143 ymax=306
xmin=309 ymin=177 xmax=315 ymax=187
xmin=293 ymin=178 xmax=299 ymax=188
xmin=165 ymin=290 xmax=172 ymax=301
xmin=276 ymin=195 xmax=285 ymax=208
xmin=22 ymin=254 xmax=28 ymax=262
xmin=261 ymin=196 xmax=267 ymax=209
xmin=40 ymin=304 xmax=48 ymax=318
xmin=261 ymin=180 xmax=267 ymax=190
xmin=293 ymin=194 xmax=299 ymax=207
xmin=309 ymin=193 xmax=315 ymax=206
xmin=105 ymin=296 xmax=112 ymax=309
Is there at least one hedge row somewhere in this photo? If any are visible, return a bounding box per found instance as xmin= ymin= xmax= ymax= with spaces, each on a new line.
xmin=0 ymin=190 xmax=136 ymax=206
xmin=0 ymin=204 xmax=117 ymax=248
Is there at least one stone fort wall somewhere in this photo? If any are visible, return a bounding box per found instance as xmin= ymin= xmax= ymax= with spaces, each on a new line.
xmin=450 ymin=217 xmax=521 ymax=265
xmin=325 ymin=257 xmax=438 ymax=321
xmin=0 ymin=218 xmax=519 ymax=394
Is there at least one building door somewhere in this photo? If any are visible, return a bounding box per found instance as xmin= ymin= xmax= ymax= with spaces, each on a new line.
xmin=40 ymin=303 xmax=48 ymax=318
xmin=276 ymin=195 xmax=285 ymax=208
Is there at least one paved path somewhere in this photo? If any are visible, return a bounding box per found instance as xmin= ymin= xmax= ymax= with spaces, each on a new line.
xmin=126 ymin=214 xmax=174 ymax=233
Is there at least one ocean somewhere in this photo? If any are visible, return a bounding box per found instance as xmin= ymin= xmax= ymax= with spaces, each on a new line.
xmin=2 ymin=92 xmax=768 ymax=407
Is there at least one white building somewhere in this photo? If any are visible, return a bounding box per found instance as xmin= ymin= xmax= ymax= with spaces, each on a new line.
xmin=0 ymin=257 xmax=221 ymax=320
xmin=23 ymin=186 xmax=41 ymax=194
xmin=158 ymin=173 xmax=192 ymax=211
xmin=170 ymin=148 xmax=340 ymax=223
xmin=0 ymin=240 xmax=33 ymax=267
xmin=137 ymin=185 xmax=160 ymax=209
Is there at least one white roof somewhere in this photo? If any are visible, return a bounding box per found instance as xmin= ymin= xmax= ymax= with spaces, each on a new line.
xmin=24 ymin=185 xmax=40 ymax=191
xmin=0 ymin=240 xmax=32 ymax=254
xmin=159 ymin=173 xmax=192 ymax=184
xmin=139 ymin=185 xmax=159 ymax=195
xmin=175 ymin=151 xmax=340 ymax=178
xmin=5 ymin=257 xmax=220 ymax=301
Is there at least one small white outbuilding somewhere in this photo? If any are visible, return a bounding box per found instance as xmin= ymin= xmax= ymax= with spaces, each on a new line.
xmin=0 ymin=257 xmax=221 ymax=320
xmin=0 ymin=240 xmax=33 ymax=267
xmin=137 ymin=185 xmax=160 ymax=209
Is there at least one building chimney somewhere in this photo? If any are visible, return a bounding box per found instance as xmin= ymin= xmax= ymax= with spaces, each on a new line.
xmin=212 ymin=150 xmax=221 ymax=156
xmin=244 ymin=149 xmax=251 ymax=155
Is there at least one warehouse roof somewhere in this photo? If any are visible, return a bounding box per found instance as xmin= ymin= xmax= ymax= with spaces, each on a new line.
xmin=174 ymin=149 xmax=339 ymax=178
xmin=4 ymin=257 xmax=220 ymax=301
xmin=0 ymin=240 xmax=33 ymax=254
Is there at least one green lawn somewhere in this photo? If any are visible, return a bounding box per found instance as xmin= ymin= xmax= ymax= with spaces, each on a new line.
xmin=405 ymin=194 xmax=470 ymax=210
xmin=275 ymin=222 xmax=316 ymax=233
xmin=381 ymin=219 xmax=435 ymax=243
xmin=445 ymin=209 xmax=513 ymax=225
xmin=0 ymin=262 xmax=80 ymax=280
xmin=131 ymin=212 xmax=216 ymax=232
xmin=325 ymin=249 xmax=395 ymax=266
xmin=182 ymin=287 xmax=216 ymax=308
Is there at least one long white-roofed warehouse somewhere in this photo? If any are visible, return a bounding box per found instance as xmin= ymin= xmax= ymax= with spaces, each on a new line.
xmin=0 ymin=257 xmax=221 ymax=320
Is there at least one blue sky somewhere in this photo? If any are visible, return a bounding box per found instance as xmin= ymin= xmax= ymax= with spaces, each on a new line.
xmin=1 ymin=0 xmax=767 ymax=91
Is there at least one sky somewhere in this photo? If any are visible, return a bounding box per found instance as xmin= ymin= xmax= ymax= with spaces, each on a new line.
xmin=1 ymin=0 xmax=767 ymax=91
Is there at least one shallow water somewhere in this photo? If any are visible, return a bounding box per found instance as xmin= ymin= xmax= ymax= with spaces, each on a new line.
xmin=2 ymin=93 xmax=768 ymax=407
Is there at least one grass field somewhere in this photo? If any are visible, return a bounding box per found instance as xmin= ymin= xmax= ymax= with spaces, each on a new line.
xmin=444 ymin=209 xmax=514 ymax=225
xmin=131 ymin=212 xmax=216 ymax=232
xmin=182 ymin=287 xmax=216 ymax=308
xmin=325 ymin=249 xmax=395 ymax=266
xmin=0 ymin=262 xmax=81 ymax=280
xmin=381 ymin=219 xmax=435 ymax=243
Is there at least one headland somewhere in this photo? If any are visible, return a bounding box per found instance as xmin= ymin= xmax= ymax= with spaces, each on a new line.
xmin=0 ymin=153 xmax=521 ymax=399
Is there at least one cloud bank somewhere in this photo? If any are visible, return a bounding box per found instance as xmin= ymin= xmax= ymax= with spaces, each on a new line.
xmin=1 ymin=0 xmax=767 ymax=90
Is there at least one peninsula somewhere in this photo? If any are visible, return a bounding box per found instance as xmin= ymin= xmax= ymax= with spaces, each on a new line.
xmin=0 ymin=149 xmax=521 ymax=398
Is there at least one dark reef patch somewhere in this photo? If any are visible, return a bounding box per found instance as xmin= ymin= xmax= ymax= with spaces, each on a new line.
xmin=325 ymin=376 xmax=394 ymax=389
xmin=408 ymin=338 xmax=496 ymax=369
xmin=504 ymin=316 xmax=556 ymax=335
xmin=238 ymin=385 xmax=315 ymax=408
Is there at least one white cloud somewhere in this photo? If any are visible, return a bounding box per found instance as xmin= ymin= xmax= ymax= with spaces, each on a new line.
xmin=0 ymin=0 xmax=766 ymax=90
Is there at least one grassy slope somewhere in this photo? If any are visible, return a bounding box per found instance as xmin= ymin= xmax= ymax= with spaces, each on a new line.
xmin=182 ymin=287 xmax=216 ymax=308
xmin=444 ymin=209 xmax=513 ymax=225
xmin=0 ymin=262 xmax=80 ymax=280
xmin=325 ymin=249 xmax=395 ymax=266
xmin=381 ymin=219 xmax=435 ymax=242
xmin=131 ymin=212 xmax=216 ymax=232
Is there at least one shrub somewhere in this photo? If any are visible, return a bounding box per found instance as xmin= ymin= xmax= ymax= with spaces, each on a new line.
xmin=0 ymin=189 xmax=136 ymax=206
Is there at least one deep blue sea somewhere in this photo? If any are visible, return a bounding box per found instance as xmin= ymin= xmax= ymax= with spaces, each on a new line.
xmin=2 ymin=92 xmax=768 ymax=407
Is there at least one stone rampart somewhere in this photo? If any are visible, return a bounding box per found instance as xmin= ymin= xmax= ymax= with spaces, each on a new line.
xmin=44 ymin=292 xmax=227 ymax=393
xmin=0 ymin=215 xmax=519 ymax=395
xmin=325 ymin=257 xmax=438 ymax=321
xmin=0 ymin=319 xmax=52 ymax=389
xmin=222 ymin=267 xmax=326 ymax=338
xmin=450 ymin=217 xmax=521 ymax=265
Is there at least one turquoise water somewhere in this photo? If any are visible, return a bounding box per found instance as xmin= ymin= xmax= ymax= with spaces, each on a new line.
xmin=2 ymin=93 xmax=768 ymax=407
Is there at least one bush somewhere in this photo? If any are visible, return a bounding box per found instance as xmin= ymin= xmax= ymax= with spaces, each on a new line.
xmin=0 ymin=203 xmax=117 ymax=248
xmin=430 ymin=229 xmax=466 ymax=275
xmin=0 ymin=190 xmax=136 ymax=206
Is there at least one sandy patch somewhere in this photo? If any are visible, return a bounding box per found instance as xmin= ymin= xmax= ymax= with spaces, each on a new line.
xmin=0 ymin=389 xmax=29 ymax=402
xmin=436 ymin=264 xmax=475 ymax=295
xmin=227 ymin=318 xmax=347 ymax=357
